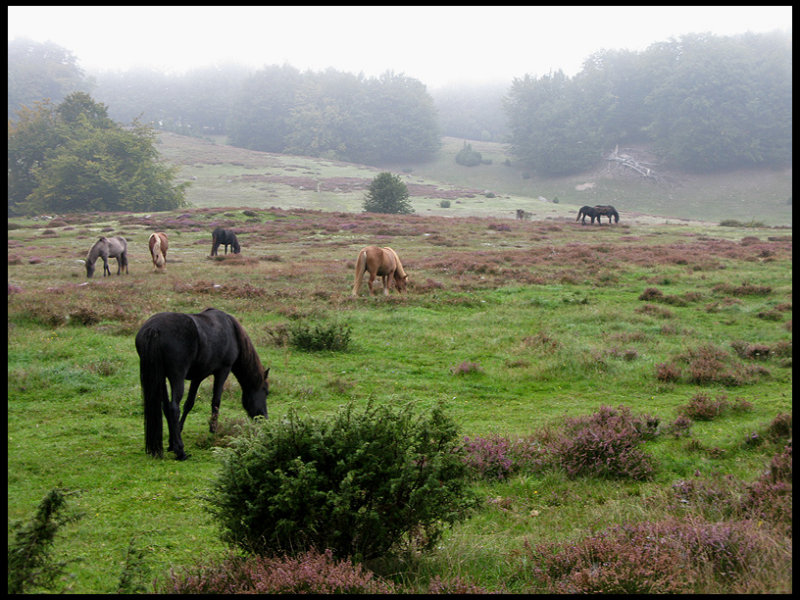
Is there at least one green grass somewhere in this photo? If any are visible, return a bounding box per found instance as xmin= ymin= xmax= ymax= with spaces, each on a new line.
xmin=7 ymin=201 xmax=791 ymax=591
xmin=161 ymin=133 xmax=792 ymax=226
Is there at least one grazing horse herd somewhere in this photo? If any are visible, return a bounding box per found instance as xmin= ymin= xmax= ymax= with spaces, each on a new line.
xmin=78 ymin=207 xmax=618 ymax=459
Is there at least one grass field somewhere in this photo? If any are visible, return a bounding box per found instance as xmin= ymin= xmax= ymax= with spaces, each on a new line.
xmin=7 ymin=200 xmax=791 ymax=592
xmin=156 ymin=133 xmax=793 ymax=226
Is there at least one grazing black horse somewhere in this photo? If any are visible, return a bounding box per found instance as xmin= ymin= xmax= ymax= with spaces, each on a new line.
xmin=576 ymin=205 xmax=599 ymax=225
xmin=135 ymin=308 xmax=269 ymax=460
xmin=210 ymin=227 xmax=241 ymax=256
xmin=593 ymin=205 xmax=620 ymax=224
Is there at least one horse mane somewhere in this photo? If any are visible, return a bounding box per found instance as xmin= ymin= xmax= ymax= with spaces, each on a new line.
xmin=386 ymin=247 xmax=407 ymax=278
xmin=230 ymin=315 xmax=265 ymax=390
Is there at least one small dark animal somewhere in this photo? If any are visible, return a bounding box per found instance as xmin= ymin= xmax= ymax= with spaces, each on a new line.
xmin=210 ymin=227 xmax=240 ymax=256
xmin=85 ymin=236 xmax=128 ymax=277
xmin=576 ymin=206 xmax=598 ymax=225
xmin=148 ymin=232 xmax=169 ymax=272
xmin=593 ymin=205 xmax=620 ymax=224
xmin=515 ymin=209 xmax=531 ymax=220
xmin=135 ymin=307 xmax=269 ymax=460
xmin=352 ymin=246 xmax=408 ymax=296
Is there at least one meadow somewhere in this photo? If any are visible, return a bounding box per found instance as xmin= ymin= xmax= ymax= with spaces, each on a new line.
xmin=7 ymin=201 xmax=791 ymax=592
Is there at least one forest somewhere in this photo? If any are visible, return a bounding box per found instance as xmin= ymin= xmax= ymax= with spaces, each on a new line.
xmin=8 ymin=31 xmax=792 ymax=179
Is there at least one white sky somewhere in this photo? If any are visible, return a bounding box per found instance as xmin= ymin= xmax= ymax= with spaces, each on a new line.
xmin=7 ymin=5 xmax=793 ymax=88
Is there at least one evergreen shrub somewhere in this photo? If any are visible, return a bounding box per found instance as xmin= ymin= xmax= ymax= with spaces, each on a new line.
xmin=205 ymin=402 xmax=476 ymax=560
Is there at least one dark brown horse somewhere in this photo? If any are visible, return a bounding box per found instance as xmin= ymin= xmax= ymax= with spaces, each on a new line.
xmin=576 ymin=206 xmax=598 ymax=225
xmin=210 ymin=227 xmax=240 ymax=256
xmin=148 ymin=232 xmax=169 ymax=272
xmin=352 ymin=246 xmax=408 ymax=296
xmin=135 ymin=308 xmax=269 ymax=460
xmin=593 ymin=205 xmax=620 ymax=224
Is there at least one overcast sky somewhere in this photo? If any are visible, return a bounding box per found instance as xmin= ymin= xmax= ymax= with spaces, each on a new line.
xmin=7 ymin=5 xmax=793 ymax=88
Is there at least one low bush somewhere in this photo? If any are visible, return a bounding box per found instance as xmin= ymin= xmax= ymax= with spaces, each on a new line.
xmin=159 ymin=549 xmax=395 ymax=594
xmin=288 ymin=320 xmax=351 ymax=351
xmin=204 ymin=402 xmax=476 ymax=560
xmin=555 ymin=405 xmax=658 ymax=480
xmin=461 ymin=434 xmax=547 ymax=480
xmin=521 ymin=517 xmax=786 ymax=593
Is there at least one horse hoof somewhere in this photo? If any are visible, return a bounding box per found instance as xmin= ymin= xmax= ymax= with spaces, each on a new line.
xmin=175 ymin=452 xmax=189 ymax=461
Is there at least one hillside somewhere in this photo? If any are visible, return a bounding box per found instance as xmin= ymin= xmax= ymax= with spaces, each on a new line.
xmin=156 ymin=133 xmax=792 ymax=226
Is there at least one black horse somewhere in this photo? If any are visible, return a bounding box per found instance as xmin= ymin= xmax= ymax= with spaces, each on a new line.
xmin=576 ymin=205 xmax=599 ymax=225
xmin=593 ymin=205 xmax=620 ymax=224
xmin=210 ymin=227 xmax=241 ymax=256
xmin=135 ymin=308 xmax=269 ymax=460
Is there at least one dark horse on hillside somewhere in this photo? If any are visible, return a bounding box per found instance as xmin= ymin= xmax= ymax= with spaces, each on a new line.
xmin=593 ymin=205 xmax=620 ymax=224
xmin=210 ymin=227 xmax=240 ymax=256
xmin=576 ymin=206 xmax=599 ymax=225
xmin=352 ymin=246 xmax=408 ymax=296
xmin=135 ymin=308 xmax=269 ymax=460
xmin=85 ymin=236 xmax=128 ymax=277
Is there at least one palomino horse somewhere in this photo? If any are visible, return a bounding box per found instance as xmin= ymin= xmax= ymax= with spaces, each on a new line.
xmin=352 ymin=246 xmax=408 ymax=296
xmin=576 ymin=205 xmax=599 ymax=225
xmin=593 ymin=205 xmax=620 ymax=224
xmin=210 ymin=227 xmax=240 ymax=256
xmin=135 ymin=308 xmax=270 ymax=460
xmin=85 ymin=236 xmax=128 ymax=278
xmin=148 ymin=232 xmax=169 ymax=272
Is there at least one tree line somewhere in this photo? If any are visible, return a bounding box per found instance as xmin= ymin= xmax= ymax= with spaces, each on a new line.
xmin=8 ymin=29 xmax=792 ymax=202
xmin=505 ymin=31 xmax=792 ymax=175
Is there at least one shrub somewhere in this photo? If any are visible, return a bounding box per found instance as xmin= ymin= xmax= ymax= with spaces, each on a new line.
xmin=522 ymin=518 xmax=781 ymax=593
xmin=461 ymin=434 xmax=547 ymax=480
xmin=204 ymin=402 xmax=476 ymax=560
xmin=766 ymin=412 xmax=792 ymax=441
xmin=638 ymin=287 xmax=663 ymax=301
xmin=450 ymin=361 xmax=483 ymax=375
xmin=655 ymin=361 xmax=681 ymax=382
xmin=8 ymin=488 xmax=83 ymax=594
xmin=439 ymin=200 xmax=451 ymax=208
xmin=555 ymin=405 xmax=658 ymax=480
xmin=159 ymin=549 xmax=394 ymax=594
xmin=680 ymin=393 xmax=728 ymax=421
xmin=455 ymin=142 xmax=482 ymax=167
xmin=362 ymin=172 xmax=413 ymax=214
xmin=289 ymin=320 xmax=351 ymax=351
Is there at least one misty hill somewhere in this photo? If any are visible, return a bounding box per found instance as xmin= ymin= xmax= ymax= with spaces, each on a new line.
xmin=157 ymin=133 xmax=792 ymax=226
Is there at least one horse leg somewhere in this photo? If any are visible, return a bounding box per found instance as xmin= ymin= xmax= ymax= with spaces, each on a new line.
xmin=382 ymin=274 xmax=390 ymax=296
xmin=179 ymin=379 xmax=202 ymax=433
xmin=164 ymin=377 xmax=188 ymax=460
xmin=208 ymin=369 xmax=231 ymax=433
xmin=102 ymin=257 xmax=111 ymax=276
xmin=367 ymin=271 xmax=377 ymax=295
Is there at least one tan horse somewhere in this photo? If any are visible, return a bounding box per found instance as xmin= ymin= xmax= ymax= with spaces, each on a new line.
xmin=352 ymin=246 xmax=408 ymax=296
xmin=148 ymin=232 xmax=169 ymax=272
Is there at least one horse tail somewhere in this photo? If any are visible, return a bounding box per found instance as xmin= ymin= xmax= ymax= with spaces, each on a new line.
xmin=352 ymin=249 xmax=367 ymax=296
xmin=576 ymin=208 xmax=582 ymax=221
xmin=137 ymin=328 xmax=167 ymax=458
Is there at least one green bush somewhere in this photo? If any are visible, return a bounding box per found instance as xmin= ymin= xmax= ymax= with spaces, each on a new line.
xmin=204 ymin=402 xmax=477 ymax=560
xmin=8 ymin=488 xmax=83 ymax=594
xmin=439 ymin=200 xmax=451 ymax=208
xmin=289 ymin=320 xmax=351 ymax=351
xmin=455 ymin=142 xmax=482 ymax=167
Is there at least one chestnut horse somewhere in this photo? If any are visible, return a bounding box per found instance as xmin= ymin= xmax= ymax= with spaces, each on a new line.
xmin=352 ymin=246 xmax=408 ymax=296
xmin=148 ymin=232 xmax=169 ymax=272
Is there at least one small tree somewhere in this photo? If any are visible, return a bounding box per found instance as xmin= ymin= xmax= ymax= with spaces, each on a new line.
xmin=455 ymin=141 xmax=482 ymax=166
xmin=8 ymin=487 xmax=83 ymax=594
xmin=205 ymin=402 xmax=476 ymax=560
xmin=362 ymin=172 xmax=413 ymax=214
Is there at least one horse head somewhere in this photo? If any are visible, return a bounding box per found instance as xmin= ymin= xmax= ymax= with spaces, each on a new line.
xmin=85 ymin=259 xmax=95 ymax=278
xmin=244 ymin=367 xmax=269 ymax=418
xmin=394 ymin=273 xmax=408 ymax=293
